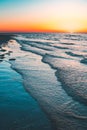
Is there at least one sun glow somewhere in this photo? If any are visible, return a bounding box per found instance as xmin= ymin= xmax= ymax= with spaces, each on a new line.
xmin=61 ymin=23 xmax=82 ymax=33
xmin=58 ymin=20 xmax=86 ymax=33
xmin=54 ymin=1 xmax=87 ymax=32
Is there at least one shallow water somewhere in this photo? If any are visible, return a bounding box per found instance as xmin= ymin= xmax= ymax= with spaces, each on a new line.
xmin=2 ymin=33 xmax=87 ymax=130
xmin=0 ymin=61 xmax=52 ymax=130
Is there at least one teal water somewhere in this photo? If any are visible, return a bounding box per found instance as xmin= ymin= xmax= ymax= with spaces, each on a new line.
xmin=0 ymin=61 xmax=52 ymax=130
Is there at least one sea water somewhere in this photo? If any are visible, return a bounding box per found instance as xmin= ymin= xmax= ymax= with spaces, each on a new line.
xmin=2 ymin=33 xmax=87 ymax=130
xmin=0 ymin=44 xmax=52 ymax=129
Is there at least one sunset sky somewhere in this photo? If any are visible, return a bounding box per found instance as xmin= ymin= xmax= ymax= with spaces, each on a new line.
xmin=0 ymin=0 xmax=87 ymax=33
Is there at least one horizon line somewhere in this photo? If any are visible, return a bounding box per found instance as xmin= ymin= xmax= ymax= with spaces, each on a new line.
xmin=0 ymin=31 xmax=87 ymax=34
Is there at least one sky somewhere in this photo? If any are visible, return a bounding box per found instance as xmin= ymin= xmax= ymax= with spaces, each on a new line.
xmin=0 ymin=0 xmax=87 ymax=33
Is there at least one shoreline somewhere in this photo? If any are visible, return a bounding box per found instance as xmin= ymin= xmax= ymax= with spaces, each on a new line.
xmin=10 ymin=58 xmax=56 ymax=130
xmin=1 ymin=33 xmax=87 ymax=130
xmin=0 ymin=35 xmax=53 ymax=130
xmin=9 ymin=46 xmax=56 ymax=130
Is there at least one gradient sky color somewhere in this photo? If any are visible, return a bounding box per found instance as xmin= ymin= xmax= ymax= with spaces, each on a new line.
xmin=0 ymin=0 xmax=87 ymax=32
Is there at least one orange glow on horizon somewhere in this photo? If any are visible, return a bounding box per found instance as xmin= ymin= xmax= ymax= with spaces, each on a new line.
xmin=0 ymin=1 xmax=87 ymax=33
xmin=0 ymin=20 xmax=87 ymax=33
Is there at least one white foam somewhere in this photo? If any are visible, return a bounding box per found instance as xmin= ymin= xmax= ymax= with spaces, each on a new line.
xmin=6 ymin=33 xmax=87 ymax=130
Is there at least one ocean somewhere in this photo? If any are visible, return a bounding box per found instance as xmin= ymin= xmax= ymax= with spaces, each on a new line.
xmin=0 ymin=33 xmax=87 ymax=130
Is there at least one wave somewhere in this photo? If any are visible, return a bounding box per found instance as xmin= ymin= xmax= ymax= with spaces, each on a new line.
xmin=15 ymin=37 xmax=87 ymax=105
xmin=43 ymin=54 xmax=87 ymax=104
xmin=61 ymin=42 xmax=75 ymax=45
xmin=15 ymin=34 xmax=87 ymax=105
xmin=7 ymin=33 xmax=87 ymax=130
xmin=80 ymin=58 xmax=87 ymax=65
xmin=18 ymin=40 xmax=53 ymax=51
xmin=54 ymin=45 xmax=69 ymax=50
xmin=65 ymin=51 xmax=83 ymax=58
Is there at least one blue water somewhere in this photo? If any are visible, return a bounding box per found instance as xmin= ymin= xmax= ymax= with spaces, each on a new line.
xmin=0 ymin=61 xmax=52 ymax=130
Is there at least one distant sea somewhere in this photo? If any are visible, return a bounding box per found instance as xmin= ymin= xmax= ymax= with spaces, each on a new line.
xmin=0 ymin=33 xmax=87 ymax=130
